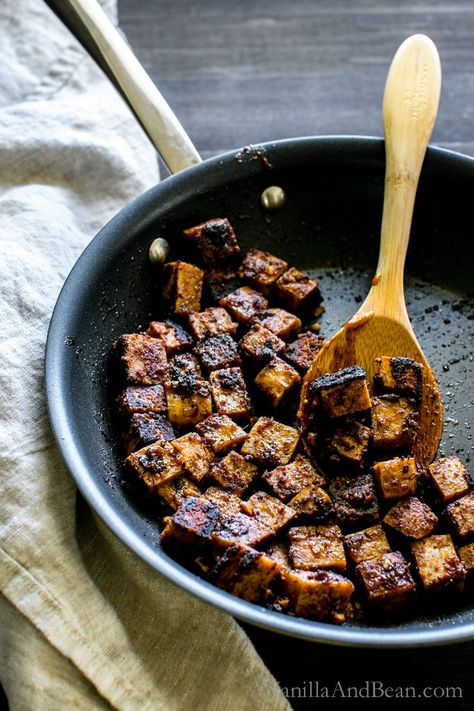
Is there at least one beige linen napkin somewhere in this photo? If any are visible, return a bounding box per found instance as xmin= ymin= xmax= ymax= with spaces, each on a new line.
xmin=0 ymin=1 xmax=289 ymax=708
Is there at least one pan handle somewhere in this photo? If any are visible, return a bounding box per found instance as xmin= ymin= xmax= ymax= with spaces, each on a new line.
xmin=43 ymin=0 xmax=202 ymax=174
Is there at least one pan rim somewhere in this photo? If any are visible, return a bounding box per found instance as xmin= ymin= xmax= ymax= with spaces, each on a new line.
xmin=45 ymin=134 xmax=474 ymax=647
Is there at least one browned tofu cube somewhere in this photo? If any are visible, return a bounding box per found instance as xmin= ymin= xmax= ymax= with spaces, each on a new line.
xmin=251 ymin=308 xmax=302 ymax=341
xmin=125 ymin=440 xmax=184 ymax=492
xmin=212 ymin=544 xmax=280 ymax=603
xmin=254 ymin=356 xmax=300 ymax=408
xmin=205 ymin=266 xmax=241 ymax=303
xmin=188 ymin=307 xmax=238 ymax=341
xmin=213 ymin=511 xmax=271 ymax=548
xmin=241 ymin=491 xmax=296 ymax=535
xmin=411 ymin=534 xmax=466 ymax=592
xmin=289 ymin=524 xmax=346 ymax=572
xmin=162 ymin=261 xmax=203 ymax=316
xmin=371 ymin=395 xmax=418 ymax=451
xmin=183 ymin=217 xmax=240 ymax=266
xmin=147 ymin=319 xmax=193 ymax=355
xmin=171 ymin=432 xmax=215 ymax=483
xmin=372 ymin=457 xmax=418 ymax=501
xmin=196 ymin=414 xmax=247 ymax=454
xmin=239 ymin=324 xmax=286 ymax=362
xmin=457 ymin=542 xmax=474 ymax=574
xmin=445 ymin=492 xmax=474 ymax=540
xmin=283 ymin=332 xmax=325 ymax=373
xmin=115 ymin=333 xmax=168 ymax=385
xmin=265 ymin=542 xmax=291 ymax=569
xmin=209 ymin=367 xmax=251 ymax=420
xmin=202 ymin=487 xmax=242 ymax=516
xmin=169 ymin=352 xmax=202 ymax=378
xmin=117 ymin=384 xmax=167 ymax=415
xmin=157 ymin=476 xmax=201 ymax=511
xmin=208 ymin=451 xmax=258 ymax=496
xmin=124 ymin=413 xmax=175 ymax=454
xmin=289 ymin=485 xmax=334 ymax=521
xmin=329 ymin=473 xmax=379 ymax=531
xmin=356 ymin=552 xmax=415 ymax=609
xmin=238 ymin=248 xmax=288 ymax=295
xmin=373 ymin=356 xmax=423 ymax=403
xmin=282 ymin=569 xmax=354 ymax=622
xmin=344 ymin=525 xmax=390 ymax=565
xmin=428 ymin=457 xmax=471 ymax=504
xmin=383 ymin=497 xmax=438 ymax=539
xmin=241 ymin=416 xmax=300 ymax=466
xmin=262 ymin=454 xmax=325 ymax=502
xmin=275 ymin=267 xmax=322 ymax=311
xmin=161 ymin=496 xmax=221 ymax=547
xmin=321 ymin=419 xmax=372 ymax=468
xmin=219 ymin=286 xmax=268 ymax=325
xmin=309 ymin=365 xmax=371 ymax=418
xmin=194 ymin=334 xmax=241 ymax=373
xmin=165 ymin=380 xmax=212 ymax=429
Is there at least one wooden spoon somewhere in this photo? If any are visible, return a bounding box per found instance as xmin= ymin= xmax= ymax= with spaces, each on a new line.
xmin=298 ymin=34 xmax=443 ymax=468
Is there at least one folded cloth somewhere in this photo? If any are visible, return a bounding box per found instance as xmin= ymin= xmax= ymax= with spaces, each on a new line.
xmin=0 ymin=1 xmax=289 ymax=708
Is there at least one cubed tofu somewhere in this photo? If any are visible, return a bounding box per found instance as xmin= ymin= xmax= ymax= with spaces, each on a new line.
xmin=457 ymin=542 xmax=474 ymax=574
xmin=239 ymin=324 xmax=286 ymax=362
xmin=219 ymin=286 xmax=268 ymax=325
xmin=283 ymin=332 xmax=325 ymax=373
xmin=169 ymin=352 xmax=202 ymax=378
xmin=254 ymin=356 xmax=301 ymax=408
xmin=356 ymin=552 xmax=416 ymax=609
xmin=208 ymin=451 xmax=258 ymax=496
xmin=213 ymin=511 xmax=270 ymax=548
xmin=265 ymin=542 xmax=291 ymax=569
xmin=275 ymin=267 xmax=322 ymax=311
xmin=238 ymin=248 xmax=288 ymax=295
xmin=147 ymin=319 xmax=193 ymax=355
xmin=202 ymin=487 xmax=242 ymax=516
xmin=344 ymin=524 xmax=391 ymax=565
xmin=157 ymin=476 xmax=201 ymax=511
xmin=115 ymin=333 xmax=168 ymax=385
xmin=262 ymin=454 xmax=325 ymax=502
xmin=196 ymin=414 xmax=247 ymax=454
xmin=165 ymin=379 xmax=213 ymax=429
xmin=329 ymin=473 xmax=379 ymax=531
xmin=183 ymin=217 xmax=240 ymax=266
xmin=194 ymin=333 xmax=241 ymax=373
xmin=209 ymin=367 xmax=251 ymax=420
xmin=188 ymin=307 xmax=238 ymax=341
xmin=321 ymin=419 xmax=372 ymax=468
xmin=241 ymin=491 xmax=296 ymax=536
xmin=171 ymin=432 xmax=215 ymax=483
xmin=124 ymin=413 xmax=175 ymax=454
xmin=371 ymin=395 xmax=418 ymax=451
xmin=125 ymin=440 xmax=184 ymax=492
xmin=383 ymin=497 xmax=438 ymax=539
xmin=445 ymin=492 xmax=474 ymax=540
xmin=117 ymin=384 xmax=167 ymax=415
xmin=282 ymin=569 xmax=354 ymax=623
xmin=309 ymin=365 xmax=371 ymax=418
xmin=205 ymin=267 xmax=241 ymax=302
xmin=428 ymin=457 xmax=471 ymax=504
xmin=241 ymin=416 xmax=300 ymax=466
xmin=411 ymin=534 xmax=466 ymax=592
xmin=289 ymin=485 xmax=334 ymax=521
xmin=250 ymin=308 xmax=302 ymax=341
xmin=372 ymin=457 xmax=418 ymax=501
xmin=373 ymin=356 xmax=423 ymax=403
xmin=162 ymin=261 xmax=203 ymax=316
xmin=288 ymin=524 xmax=346 ymax=572
xmin=161 ymin=496 xmax=221 ymax=547
xmin=212 ymin=544 xmax=280 ymax=603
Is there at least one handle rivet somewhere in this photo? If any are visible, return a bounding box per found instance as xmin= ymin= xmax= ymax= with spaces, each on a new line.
xmin=148 ymin=237 xmax=170 ymax=264
xmin=261 ymin=185 xmax=286 ymax=210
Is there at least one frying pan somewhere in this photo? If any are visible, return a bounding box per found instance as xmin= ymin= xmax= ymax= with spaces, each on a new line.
xmin=44 ymin=0 xmax=474 ymax=647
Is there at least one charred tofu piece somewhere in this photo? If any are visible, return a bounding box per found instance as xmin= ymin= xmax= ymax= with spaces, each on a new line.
xmin=251 ymin=308 xmax=302 ymax=341
xmin=373 ymin=356 xmax=423 ymax=403
xmin=457 ymin=542 xmax=474 ymax=574
xmin=117 ymin=384 xmax=167 ymax=415
xmin=241 ymin=416 xmax=300 ymax=466
xmin=219 ymin=286 xmax=268 ymax=325
xmin=242 ymin=491 xmax=296 ymax=535
xmin=157 ymin=476 xmax=201 ymax=511
xmin=115 ymin=333 xmax=168 ymax=385
xmin=283 ymin=332 xmax=325 ymax=373
xmin=309 ymin=365 xmax=371 ymax=419
xmin=289 ymin=485 xmax=334 ymax=522
xmin=213 ymin=512 xmax=270 ymax=548
xmin=147 ymin=320 xmax=193 ymax=356
xmin=196 ymin=414 xmax=247 ymax=454
xmin=239 ymin=324 xmax=286 ymax=363
xmin=254 ymin=356 xmax=301 ymax=408
xmin=162 ymin=261 xmax=203 ymax=316
xmin=212 ymin=544 xmax=280 ymax=603
xmin=209 ymin=367 xmax=251 ymax=420
xmin=238 ymin=248 xmax=288 ymax=296
xmin=275 ymin=267 xmax=322 ymax=311
xmin=383 ymin=497 xmax=438 ymax=539
xmin=371 ymin=395 xmax=418 ymax=451
xmin=445 ymin=492 xmax=474 ymax=540
xmin=372 ymin=457 xmax=418 ymax=501
xmin=329 ymin=473 xmax=379 ymax=531
xmin=289 ymin=524 xmax=346 ymax=572
xmin=124 ymin=413 xmax=175 ymax=454
xmin=188 ymin=307 xmax=238 ymax=341
xmin=344 ymin=524 xmax=391 ymax=565
xmin=183 ymin=218 xmax=240 ymax=266
xmin=321 ymin=419 xmax=372 ymax=468
xmin=171 ymin=432 xmax=215 ymax=483
xmin=202 ymin=487 xmax=242 ymax=516
xmin=125 ymin=440 xmax=184 ymax=492
xmin=195 ymin=334 xmax=241 ymax=373
xmin=161 ymin=496 xmax=221 ymax=547
xmin=265 ymin=542 xmax=291 ymax=569
xmin=165 ymin=365 xmax=213 ymax=429
xmin=169 ymin=352 xmax=202 ymax=378
xmin=428 ymin=457 xmax=471 ymax=504
xmin=262 ymin=454 xmax=325 ymax=502
xmin=208 ymin=451 xmax=258 ymax=496
xmin=205 ymin=267 xmax=241 ymax=303
xmin=356 ymin=552 xmax=415 ymax=609
xmin=411 ymin=534 xmax=466 ymax=592
xmin=282 ymin=569 xmax=354 ymax=623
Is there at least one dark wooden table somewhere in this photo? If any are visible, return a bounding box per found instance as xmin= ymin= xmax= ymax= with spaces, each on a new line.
xmin=118 ymin=1 xmax=474 ymax=708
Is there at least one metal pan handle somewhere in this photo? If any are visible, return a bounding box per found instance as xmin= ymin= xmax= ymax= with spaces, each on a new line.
xmin=44 ymin=0 xmax=202 ymax=174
